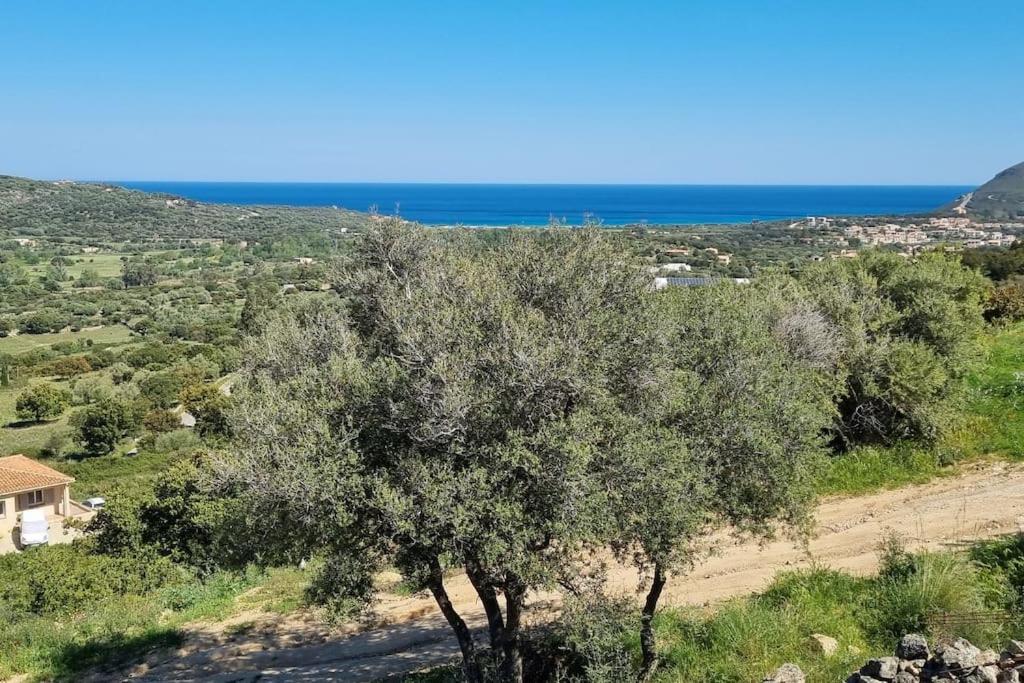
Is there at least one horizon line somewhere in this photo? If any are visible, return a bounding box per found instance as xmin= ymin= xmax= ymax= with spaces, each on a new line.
xmin=93 ymin=179 xmax=978 ymax=188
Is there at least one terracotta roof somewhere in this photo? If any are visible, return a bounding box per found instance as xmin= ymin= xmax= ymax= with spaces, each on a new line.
xmin=0 ymin=454 xmax=74 ymax=496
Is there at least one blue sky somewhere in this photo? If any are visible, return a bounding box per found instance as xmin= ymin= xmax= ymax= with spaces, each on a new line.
xmin=1 ymin=1 xmax=1021 ymax=184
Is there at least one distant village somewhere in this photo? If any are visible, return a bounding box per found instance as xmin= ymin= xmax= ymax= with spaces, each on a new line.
xmin=797 ymin=215 xmax=1021 ymax=255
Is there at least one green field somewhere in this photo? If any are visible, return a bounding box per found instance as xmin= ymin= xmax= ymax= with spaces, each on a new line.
xmin=0 ymin=325 xmax=134 ymax=355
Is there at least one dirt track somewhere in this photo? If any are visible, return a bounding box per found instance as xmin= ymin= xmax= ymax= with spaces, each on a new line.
xmin=113 ymin=462 xmax=1024 ymax=682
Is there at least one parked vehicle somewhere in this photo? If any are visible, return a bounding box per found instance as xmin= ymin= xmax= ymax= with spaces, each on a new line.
xmin=19 ymin=509 xmax=49 ymax=547
xmin=83 ymin=497 xmax=106 ymax=511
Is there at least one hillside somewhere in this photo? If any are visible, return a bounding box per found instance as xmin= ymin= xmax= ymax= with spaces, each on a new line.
xmin=941 ymin=161 xmax=1024 ymax=219
xmin=0 ymin=175 xmax=368 ymax=241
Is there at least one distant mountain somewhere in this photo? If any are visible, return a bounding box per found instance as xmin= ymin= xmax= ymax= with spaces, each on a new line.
xmin=0 ymin=175 xmax=368 ymax=241
xmin=940 ymin=161 xmax=1024 ymax=219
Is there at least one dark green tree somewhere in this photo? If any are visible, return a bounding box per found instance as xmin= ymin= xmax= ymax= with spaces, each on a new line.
xmin=70 ymin=397 xmax=142 ymax=455
xmin=15 ymin=383 xmax=72 ymax=423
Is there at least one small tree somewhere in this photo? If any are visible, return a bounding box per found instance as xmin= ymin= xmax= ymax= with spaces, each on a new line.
xmin=70 ymin=397 xmax=142 ymax=455
xmin=179 ymin=383 xmax=232 ymax=437
xmin=121 ymin=260 xmax=158 ymax=288
xmin=15 ymin=383 xmax=71 ymax=423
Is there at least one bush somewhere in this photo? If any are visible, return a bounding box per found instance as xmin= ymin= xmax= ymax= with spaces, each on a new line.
xmin=153 ymin=428 xmax=200 ymax=453
xmin=801 ymin=252 xmax=986 ymax=448
xmin=14 ymin=383 xmax=71 ymax=422
xmin=71 ymin=374 xmax=114 ymax=405
xmin=0 ymin=542 xmax=183 ymax=617
xmin=986 ymin=281 xmax=1024 ymax=322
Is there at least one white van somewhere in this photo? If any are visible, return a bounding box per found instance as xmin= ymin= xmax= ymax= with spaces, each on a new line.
xmin=19 ymin=509 xmax=49 ymax=547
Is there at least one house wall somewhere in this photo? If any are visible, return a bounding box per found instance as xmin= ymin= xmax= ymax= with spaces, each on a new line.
xmin=0 ymin=486 xmax=67 ymax=537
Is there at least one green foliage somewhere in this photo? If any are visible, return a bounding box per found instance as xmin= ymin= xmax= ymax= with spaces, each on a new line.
xmin=0 ymin=542 xmax=183 ymax=617
xmin=137 ymin=371 xmax=184 ymax=409
xmin=91 ymin=455 xmax=255 ymax=572
xmin=69 ymin=396 xmax=142 ymax=455
xmin=801 ymin=251 xmax=986 ymax=448
xmin=179 ymin=382 xmax=232 ymax=437
xmin=14 ymin=382 xmax=71 ymax=422
xmin=38 ymin=354 xmax=92 ymax=379
xmin=986 ymin=281 xmax=1024 ymax=322
xmin=120 ymin=259 xmax=158 ymax=288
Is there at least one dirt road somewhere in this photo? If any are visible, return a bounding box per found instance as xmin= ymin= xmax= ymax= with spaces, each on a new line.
xmin=117 ymin=462 xmax=1024 ymax=682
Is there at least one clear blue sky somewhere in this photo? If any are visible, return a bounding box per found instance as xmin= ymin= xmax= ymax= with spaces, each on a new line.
xmin=1 ymin=1 xmax=1021 ymax=184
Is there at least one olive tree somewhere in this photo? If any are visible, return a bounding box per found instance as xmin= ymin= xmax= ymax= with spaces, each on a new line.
xmin=218 ymin=221 xmax=665 ymax=683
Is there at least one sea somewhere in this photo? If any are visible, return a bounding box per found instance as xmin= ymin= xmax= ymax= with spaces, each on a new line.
xmin=115 ymin=182 xmax=971 ymax=226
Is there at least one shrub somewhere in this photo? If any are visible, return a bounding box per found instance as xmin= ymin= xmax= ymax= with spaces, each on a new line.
xmin=986 ymin=281 xmax=1024 ymax=322
xmin=71 ymin=374 xmax=115 ymax=405
xmin=143 ymin=408 xmax=182 ymax=434
xmin=801 ymin=252 xmax=986 ymax=448
xmin=14 ymin=383 xmax=71 ymax=422
xmin=153 ymin=428 xmax=200 ymax=453
xmin=0 ymin=542 xmax=183 ymax=617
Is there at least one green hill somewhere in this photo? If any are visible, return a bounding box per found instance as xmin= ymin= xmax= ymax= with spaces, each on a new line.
xmin=0 ymin=175 xmax=368 ymax=241
xmin=941 ymin=161 xmax=1024 ymax=219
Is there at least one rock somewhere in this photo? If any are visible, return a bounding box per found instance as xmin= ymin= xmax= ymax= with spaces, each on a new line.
xmin=981 ymin=650 xmax=1001 ymax=666
xmin=935 ymin=637 xmax=982 ymax=671
xmin=1005 ymin=640 xmax=1024 ymax=657
xmin=893 ymin=673 xmax=916 ymax=683
xmin=999 ymin=668 xmax=1021 ymax=683
xmin=898 ymin=659 xmax=924 ymax=674
xmin=896 ymin=633 xmax=930 ymax=661
xmin=846 ymin=676 xmax=884 ymax=683
xmin=861 ymin=656 xmax=899 ymax=680
xmin=763 ymin=663 xmax=805 ymax=683
xmin=961 ymin=665 xmax=1001 ymax=683
xmin=811 ymin=633 xmax=839 ymax=657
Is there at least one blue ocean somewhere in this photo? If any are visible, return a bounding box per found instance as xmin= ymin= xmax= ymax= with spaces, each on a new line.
xmin=115 ymin=182 xmax=970 ymax=226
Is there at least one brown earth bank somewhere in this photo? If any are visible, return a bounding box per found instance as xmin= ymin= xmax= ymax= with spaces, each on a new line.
xmin=94 ymin=461 xmax=1024 ymax=683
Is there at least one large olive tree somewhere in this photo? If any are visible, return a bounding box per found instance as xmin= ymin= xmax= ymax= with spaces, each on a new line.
xmin=218 ymin=222 xmax=842 ymax=682
xmin=218 ymin=221 xmax=666 ymax=682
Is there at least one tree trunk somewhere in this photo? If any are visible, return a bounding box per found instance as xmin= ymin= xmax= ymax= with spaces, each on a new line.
xmin=467 ymin=561 xmax=505 ymax=649
xmin=499 ymin=581 xmax=526 ymax=683
xmin=638 ymin=562 xmax=667 ymax=683
xmin=426 ymin=559 xmax=481 ymax=683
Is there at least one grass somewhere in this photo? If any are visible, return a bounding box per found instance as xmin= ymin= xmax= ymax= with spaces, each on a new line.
xmin=818 ymin=322 xmax=1024 ymax=497
xmin=651 ymin=544 xmax=1015 ymax=683
xmin=0 ymin=324 xmax=134 ymax=355
xmin=0 ymin=565 xmax=311 ymax=682
xmin=0 ymin=377 xmax=74 ymax=457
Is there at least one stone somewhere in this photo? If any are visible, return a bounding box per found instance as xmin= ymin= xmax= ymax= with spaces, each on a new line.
xmin=898 ymin=658 xmax=924 ymax=674
xmin=810 ymin=633 xmax=839 ymax=657
xmin=896 ymin=633 xmax=930 ymax=661
xmin=934 ymin=637 xmax=982 ymax=671
xmin=980 ymin=650 xmax=1001 ymax=666
xmin=861 ymin=656 xmax=899 ymax=680
xmin=999 ymin=668 xmax=1021 ymax=683
xmin=961 ymin=666 xmax=1001 ymax=683
xmin=1005 ymin=640 xmax=1024 ymax=657
xmin=763 ymin=663 xmax=805 ymax=683
xmin=893 ymin=674 xmax=917 ymax=683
